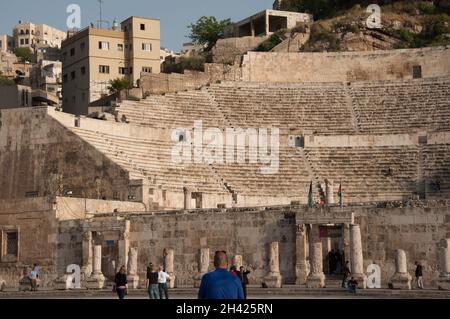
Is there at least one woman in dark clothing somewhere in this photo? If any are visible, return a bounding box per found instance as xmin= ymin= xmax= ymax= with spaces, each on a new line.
xmin=114 ymin=266 xmax=128 ymax=299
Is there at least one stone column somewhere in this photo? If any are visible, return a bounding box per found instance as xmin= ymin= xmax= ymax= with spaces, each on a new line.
xmin=232 ymin=255 xmax=243 ymax=270
xmin=164 ymin=248 xmax=176 ymax=288
xmin=86 ymin=245 xmax=106 ymax=289
xmin=127 ymin=247 xmax=139 ymax=289
xmin=349 ymin=224 xmax=367 ymax=288
xmin=438 ymin=239 xmax=450 ymax=290
xmin=263 ymin=242 xmax=282 ymax=288
xmin=295 ymin=223 xmax=309 ymax=285
xmin=389 ymin=249 xmax=412 ymax=289
xmin=184 ymin=187 xmax=191 ymax=210
xmin=194 ymin=248 xmax=210 ymax=288
xmin=81 ymin=231 xmax=93 ymax=279
xmin=117 ymin=221 xmax=130 ymax=271
xmin=325 ymin=179 xmax=334 ymax=205
xmin=306 ymin=242 xmax=326 ymax=288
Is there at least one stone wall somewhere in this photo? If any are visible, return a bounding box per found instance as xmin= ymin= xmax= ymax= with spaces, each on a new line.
xmin=0 ymin=107 xmax=133 ymax=201
xmin=241 ymin=46 xmax=450 ymax=82
xmin=139 ymin=63 xmax=241 ymax=95
xmin=53 ymin=202 xmax=450 ymax=288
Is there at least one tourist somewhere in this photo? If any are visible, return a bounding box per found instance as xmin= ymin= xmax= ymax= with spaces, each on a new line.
xmin=230 ymin=266 xmax=238 ymax=276
xmin=198 ymin=251 xmax=244 ymax=299
xmin=114 ymin=266 xmax=128 ymax=300
xmin=415 ymin=261 xmax=424 ymax=289
xmin=342 ymin=261 xmax=351 ymax=288
xmin=348 ymin=277 xmax=358 ymax=294
xmin=146 ymin=262 xmax=153 ymax=279
xmin=29 ymin=265 xmax=38 ymax=291
xmin=146 ymin=264 xmax=159 ymax=299
xmin=237 ymin=266 xmax=251 ymax=299
xmin=158 ymin=265 xmax=170 ymax=299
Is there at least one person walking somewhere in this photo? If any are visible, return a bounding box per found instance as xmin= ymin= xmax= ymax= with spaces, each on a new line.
xmin=415 ymin=261 xmax=424 ymax=289
xmin=342 ymin=261 xmax=351 ymax=288
xmin=198 ymin=251 xmax=244 ymax=300
xmin=237 ymin=266 xmax=251 ymax=299
xmin=158 ymin=265 xmax=170 ymax=299
xmin=146 ymin=264 xmax=159 ymax=299
xmin=114 ymin=266 xmax=128 ymax=300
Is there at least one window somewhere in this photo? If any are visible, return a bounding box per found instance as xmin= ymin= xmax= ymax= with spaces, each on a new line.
xmin=80 ymin=42 xmax=85 ymax=51
xmin=6 ymin=231 xmax=18 ymax=256
xmin=142 ymin=43 xmax=152 ymax=51
xmin=99 ymin=65 xmax=110 ymax=74
xmin=26 ymin=29 xmax=29 ymax=35
xmin=20 ymin=30 xmax=24 ymax=35
xmin=413 ymin=65 xmax=422 ymax=79
xmin=63 ymin=74 xmax=68 ymax=83
xmin=123 ymin=26 xmax=128 ymax=32
xmin=81 ymin=66 xmax=86 ymax=75
xmin=98 ymin=41 xmax=109 ymax=50
xmin=117 ymin=44 xmax=124 ymax=51
xmin=20 ymin=39 xmax=24 ymax=45
xmin=25 ymin=39 xmax=29 ymax=45
xmin=70 ymin=48 xmax=75 ymax=56
xmin=140 ymin=23 xmax=145 ymax=30
xmin=142 ymin=67 xmax=152 ymax=73
xmin=71 ymin=71 xmax=76 ymax=80
xmin=119 ymin=67 xmax=129 ymax=75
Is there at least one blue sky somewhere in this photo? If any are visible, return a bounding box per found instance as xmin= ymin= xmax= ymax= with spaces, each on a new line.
xmin=0 ymin=0 xmax=274 ymax=51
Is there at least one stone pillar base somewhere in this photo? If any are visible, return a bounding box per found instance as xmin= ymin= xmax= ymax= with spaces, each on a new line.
xmin=263 ymin=273 xmax=282 ymax=288
xmin=85 ymin=274 xmax=106 ymax=290
xmin=438 ymin=276 xmax=450 ymax=290
xmin=390 ymin=273 xmax=412 ymax=290
xmin=306 ymin=273 xmax=325 ymax=288
xmin=168 ymin=274 xmax=176 ymax=289
xmin=127 ymin=275 xmax=139 ymax=289
xmin=295 ymin=262 xmax=309 ymax=285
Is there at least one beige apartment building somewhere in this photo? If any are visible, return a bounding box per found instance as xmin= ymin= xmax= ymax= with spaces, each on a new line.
xmin=61 ymin=16 xmax=160 ymax=115
xmin=13 ymin=22 xmax=66 ymax=49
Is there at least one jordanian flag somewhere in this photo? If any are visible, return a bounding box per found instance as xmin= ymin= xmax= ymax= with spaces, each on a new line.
xmin=307 ymin=181 xmax=313 ymax=208
xmin=338 ymin=181 xmax=343 ymax=208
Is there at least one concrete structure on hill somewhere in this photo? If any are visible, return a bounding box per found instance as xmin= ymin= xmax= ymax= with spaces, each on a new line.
xmin=224 ymin=9 xmax=312 ymax=38
xmin=61 ymin=16 xmax=161 ymax=115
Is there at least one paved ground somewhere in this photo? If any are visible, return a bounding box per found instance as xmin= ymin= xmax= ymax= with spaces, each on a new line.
xmin=1 ymin=286 xmax=449 ymax=299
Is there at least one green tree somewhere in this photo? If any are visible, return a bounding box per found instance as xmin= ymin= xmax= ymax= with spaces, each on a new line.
xmin=14 ymin=47 xmax=35 ymax=63
xmin=188 ymin=16 xmax=232 ymax=51
xmin=107 ymin=78 xmax=130 ymax=94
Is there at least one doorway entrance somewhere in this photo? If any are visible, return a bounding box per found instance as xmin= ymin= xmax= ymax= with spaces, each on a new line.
xmin=319 ymin=225 xmax=345 ymax=275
